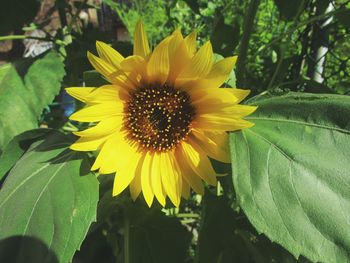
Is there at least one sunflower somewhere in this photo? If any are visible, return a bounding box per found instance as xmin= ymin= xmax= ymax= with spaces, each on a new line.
xmin=66 ymin=21 xmax=256 ymax=207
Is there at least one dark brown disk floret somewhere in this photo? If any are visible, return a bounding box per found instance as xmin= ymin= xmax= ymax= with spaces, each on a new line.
xmin=124 ymin=83 xmax=196 ymax=152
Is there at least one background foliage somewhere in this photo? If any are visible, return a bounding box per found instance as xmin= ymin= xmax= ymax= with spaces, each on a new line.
xmin=0 ymin=0 xmax=349 ymax=262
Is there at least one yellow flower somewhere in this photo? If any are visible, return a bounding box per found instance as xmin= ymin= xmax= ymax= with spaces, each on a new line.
xmin=66 ymin=21 xmax=256 ymax=207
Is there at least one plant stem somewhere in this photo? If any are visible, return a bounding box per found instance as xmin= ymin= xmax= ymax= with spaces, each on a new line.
xmin=0 ymin=35 xmax=50 ymax=42
xmin=123 ymin=209 xmax=130 ymax=263
xmin=267 ymin=45 xmax=285 ymax=90
xmin=236 ymin=0 xmax=260 ymax=87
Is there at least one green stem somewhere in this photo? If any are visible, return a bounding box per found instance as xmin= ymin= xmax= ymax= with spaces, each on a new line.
xmin=0 ymin=35 xmax=50 ymax=41
xmin=123 ymin=210 xmax=130 ymax=263
xmin=267 ymin=46 xmax=284 ymax=90
xmin=236 ymin=0 xmax=260 ymax=87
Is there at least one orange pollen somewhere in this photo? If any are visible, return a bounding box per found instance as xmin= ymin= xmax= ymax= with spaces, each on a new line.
xmin=124 ymin=83 xmax=196 ymax=152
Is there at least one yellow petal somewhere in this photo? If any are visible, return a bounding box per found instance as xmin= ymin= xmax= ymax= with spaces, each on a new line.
xmin=160 ymin=152 xmax=182 ymax=207
xmin=87 ymin=85 xmax=124 ymax=104
xmin=180 ymin=140 xmax=217 ymax=186
xmin=69 ymin=102 xmax=123 ymax=122
xmin=206 ymin=56 xmax=237 ymax=81
xmin=87 ymin=51 xmax=115 ymax=79
xmin=92 ymin=134 xmax=120 ymax=173
xmin=120 ymin=55 xmax=147 ymax=84
xmin=189 ymin=87 xmax=250 ymax=104
xmin=175 ymin=147 xmax=204 ymax=195
xmin=188 ymin=87 xmax=240 ymax=109
xmin=109 ymin=70 xmax=138 ymax=92
xmin=133 ymin=20 xmax=150 ymax=57
xmin=184 ymin=31 xmax=197 ymax=55
xmin=202 ymin=105 xmax=257 ymax=118
xmin=70 ymin=135 xmax=108 ymax=151
xmin=168 ymin=37 xmax=192 ymax=84
xmin=113 ymin=147 xmax=142 ymax=196
xmin=229 ymin=88 xmax=251 ymax=103
xmin=186 ymin=56 xmax=237 ymax=90
xmin=121 ymin=55 xmax=144 ymax=72
xmin=141 ymin=152 xmax=154 ymax=207
xmin=177 ymin=41 xmax=213 ymax=80
xmin=195 ymin=99 xmax=257 ymax=116
xmin=65 ymin=87 xmax=95 ymax=103
xmin=168 ymin=30 xmax=183 ymax=60
xmin=191 ymin=130 xmax=230 ymax=163
xmin=151 ymin=153 xmax=166 ymax=206
xmin=74 ymin=116 xmax=122 ymax=137
xmin=147 ymin=37 xmax=170 ymax=85
xmin=96 ymin=41 xmax=124 ymax=69
xmin=194 ymin=114 xmax=255 ymax=131
xmin=130 ymin=165 xmax=142 ymax=201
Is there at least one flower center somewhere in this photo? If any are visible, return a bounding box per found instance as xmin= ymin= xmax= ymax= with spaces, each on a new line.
xmin=124 ymin=84 xmax=196 ymax=152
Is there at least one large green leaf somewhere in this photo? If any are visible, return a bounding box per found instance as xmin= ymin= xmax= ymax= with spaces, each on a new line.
xmin=0 ymin=129 xmax=53 ymax=182
xmin=230 ymin=93 xmax=350 ymax=263
xmin=0 ymin=132 xmax=99 ymax=263
xmin=0 ymin=236 xmax=58 ymax=263
xmin=0 ymin=52 xmax=65 ymax=151
xmin=196 ymin=190 xmax=302 ymax=263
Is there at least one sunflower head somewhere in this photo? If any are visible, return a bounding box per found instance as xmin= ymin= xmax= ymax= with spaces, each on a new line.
xmin=66 ymin=20 xmax=256 ymax=207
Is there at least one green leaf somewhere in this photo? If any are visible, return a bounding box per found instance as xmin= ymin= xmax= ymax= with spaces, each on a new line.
xmin=0 ymin=129 xmax=53 ymax=182
xmin=274 ymin=0 xmax=305 ymax=20
xmin=211 ymin=16 xmax=240 ymax=57
xmin=0 ymin=132 xmax=99 ymax=263
xmin=0 ymin=0 xmax=40 ymax=34
xmin=183 ymin=0 xmax=200 ymax=14
xmin=335 ymin=8 xmax=350 ymax=28
xmin=0 ymin=236 xmax=58 ymax=263
xmin=0 ymin=52 xmax=65 ymax=151
xmin=336 ymin=81 xmax=350 ymax=95
xmin=196 ymin=190 xmax=301 ymax=263
xmin=230 ymin=93 xmax=350 ymax=263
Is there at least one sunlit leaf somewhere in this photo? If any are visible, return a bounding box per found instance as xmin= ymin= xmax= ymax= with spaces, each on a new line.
xmin=0 ymin=132 xmax=99 ymax=263
xmin=230 ymin=92 xmax=350 ymax=263
xmin=0 ymin=52 xmax=65 ymax=151
xmin=0 ymin=129 xmax=53 ymax=183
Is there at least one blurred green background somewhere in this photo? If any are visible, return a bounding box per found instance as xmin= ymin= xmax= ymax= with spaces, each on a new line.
xmin=1 ymin=0 xmax=349 ymax=100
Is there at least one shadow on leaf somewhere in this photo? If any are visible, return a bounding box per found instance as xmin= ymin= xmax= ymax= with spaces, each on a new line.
xmin=0 ymin=236 xmax=58 ymax=263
